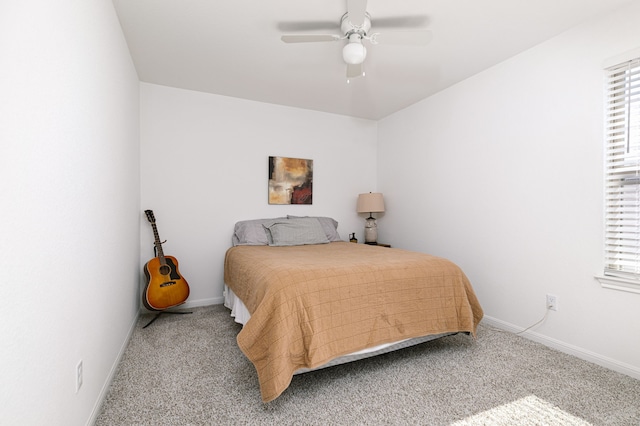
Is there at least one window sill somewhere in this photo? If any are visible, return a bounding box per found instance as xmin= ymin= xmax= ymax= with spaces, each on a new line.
xmin=595 ymin=275 xmax=640 ymax=294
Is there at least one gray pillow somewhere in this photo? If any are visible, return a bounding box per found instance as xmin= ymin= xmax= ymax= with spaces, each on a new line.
xmin=232 ymin=217 xmax=286 ymax=246
xmin=286 ymin=215 xmax=342 ymax=241
xmin=264 ymin=218 xmax=330 ymax=246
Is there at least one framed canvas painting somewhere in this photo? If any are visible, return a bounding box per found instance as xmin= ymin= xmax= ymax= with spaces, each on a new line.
xmin=268 ymin=156 xmax=313 ymax=205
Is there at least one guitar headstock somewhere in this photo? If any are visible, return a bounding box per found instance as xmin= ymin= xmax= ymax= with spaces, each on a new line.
xmin=144 ymin=210 xmax=156 ymax=224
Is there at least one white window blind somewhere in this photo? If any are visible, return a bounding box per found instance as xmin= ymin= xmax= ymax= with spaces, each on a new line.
xmin=604 ymin=57 xmax=640 ymax=279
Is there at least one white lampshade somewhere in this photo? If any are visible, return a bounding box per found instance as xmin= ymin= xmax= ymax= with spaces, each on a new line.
xmin=343 ymin=41 xmax=367 ymax=65
xmin=357 ymin=192 xmax=385 ymax=214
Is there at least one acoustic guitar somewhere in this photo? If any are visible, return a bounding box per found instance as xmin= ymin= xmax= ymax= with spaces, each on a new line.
xmin=143 ymin=210 xmax=190 ymax=311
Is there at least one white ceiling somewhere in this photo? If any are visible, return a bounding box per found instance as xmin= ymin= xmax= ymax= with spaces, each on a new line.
xmin=113 ymin=0 xmax=634 ymax=120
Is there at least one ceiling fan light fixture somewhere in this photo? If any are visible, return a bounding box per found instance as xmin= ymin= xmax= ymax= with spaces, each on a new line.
xmin=342 ymin=41 xmax=367 ymax=65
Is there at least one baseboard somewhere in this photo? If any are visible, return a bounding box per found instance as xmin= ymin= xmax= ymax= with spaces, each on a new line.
xmin=181 ymin=296 xmax=223 ymax=309
xmin=481 ymin=316 xmax=640 ymax=381
xmin=86 ymin=310 xmax=140 ymax=426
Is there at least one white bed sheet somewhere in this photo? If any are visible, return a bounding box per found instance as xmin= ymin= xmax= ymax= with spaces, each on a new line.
xmin=223 ymin=285 xmax=454 ymax=374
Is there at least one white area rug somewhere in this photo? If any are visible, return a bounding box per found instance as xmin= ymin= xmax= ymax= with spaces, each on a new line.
xmin=452 ymin=395 xmax=591 ymax=426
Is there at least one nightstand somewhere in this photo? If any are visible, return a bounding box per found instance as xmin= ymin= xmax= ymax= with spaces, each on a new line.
xmin=365 ymin=242 xmax=391 ymax=248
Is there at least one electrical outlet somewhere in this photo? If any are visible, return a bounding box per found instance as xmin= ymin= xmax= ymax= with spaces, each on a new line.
xmin=546 ymin=294 xmax=558 ymax=311
xmin=76 ymin=360 xmax=83 ymax=393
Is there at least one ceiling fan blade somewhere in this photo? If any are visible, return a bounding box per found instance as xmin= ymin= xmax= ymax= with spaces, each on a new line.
xmin=281 ymin=34 xmax=341 ymax=43
xmin=346 ymin=63 xmax=364 ymax=80
xmin=373 ymin=15 xmax=429 ymax=29
xmin=370 ymin=30 xmax=433 ymax=46
xmin=347 ymin=0 xmax=368 ymax=27
xmin=277 ymin=21 xmax=339 ymax=32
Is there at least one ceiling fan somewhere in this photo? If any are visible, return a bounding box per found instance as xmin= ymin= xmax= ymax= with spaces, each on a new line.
xmin=280 ymin=0 xmax=432 ymax=82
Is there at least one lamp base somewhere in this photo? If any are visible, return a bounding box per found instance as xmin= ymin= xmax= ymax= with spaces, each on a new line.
xmin=364 ymin=216 xmax=377 ymax=244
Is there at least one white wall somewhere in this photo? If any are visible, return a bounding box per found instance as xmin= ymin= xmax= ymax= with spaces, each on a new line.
xmin=378 ymin=2 xmax=640 ymax=378
xmin=140 ymin=83 xmax=378 ymax=307
xmin=0 ymin=1 xmax=140 ymax=425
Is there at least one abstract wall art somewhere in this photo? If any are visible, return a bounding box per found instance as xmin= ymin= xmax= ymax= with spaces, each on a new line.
xmin=268 ymin=156 xmax=313 ymax=205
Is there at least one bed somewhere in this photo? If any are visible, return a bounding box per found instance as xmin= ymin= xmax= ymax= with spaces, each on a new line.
xmin=223 ymin=216 xmax=483 ymax=402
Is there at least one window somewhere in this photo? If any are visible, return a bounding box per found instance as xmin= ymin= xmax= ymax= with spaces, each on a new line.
xmin=603 ymin=54 xmax=640 ymax=291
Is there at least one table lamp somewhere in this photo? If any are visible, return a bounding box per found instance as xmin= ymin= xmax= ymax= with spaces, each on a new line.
xmin=356 ymin=192 xmax=385 ymax=244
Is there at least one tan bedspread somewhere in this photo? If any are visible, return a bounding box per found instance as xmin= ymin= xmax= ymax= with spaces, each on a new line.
xmin=224 ymin=242 xmax=483 ymax=402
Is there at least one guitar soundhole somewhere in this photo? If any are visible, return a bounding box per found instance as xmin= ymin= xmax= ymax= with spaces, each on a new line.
xmin=159 ymin=265 xmax=171 ymax=275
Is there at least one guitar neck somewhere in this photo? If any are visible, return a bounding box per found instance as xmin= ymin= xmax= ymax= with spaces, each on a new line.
xmin=150 ymin=222 xmax=166 ymax=263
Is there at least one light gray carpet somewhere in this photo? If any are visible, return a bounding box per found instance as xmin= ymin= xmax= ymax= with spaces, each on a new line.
xmin=95 ymin=305 xmax=640 ymax=425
